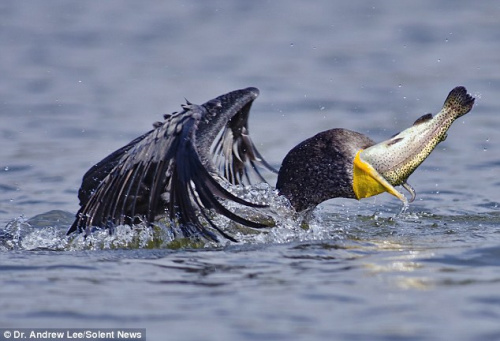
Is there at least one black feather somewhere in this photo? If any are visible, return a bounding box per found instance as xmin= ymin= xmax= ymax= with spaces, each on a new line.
xmin=69 ymin=88 xmax=275 ymax=242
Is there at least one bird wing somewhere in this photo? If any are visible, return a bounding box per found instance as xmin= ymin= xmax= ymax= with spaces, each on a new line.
xmin=211 ymin=97 xmax=278 ymax=185
xmin=68 ymin=87 xmax=273 ymax=242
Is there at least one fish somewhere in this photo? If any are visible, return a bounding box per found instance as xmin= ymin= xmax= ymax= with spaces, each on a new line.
xmin=352 ymin=86 xmax=475 ymax=204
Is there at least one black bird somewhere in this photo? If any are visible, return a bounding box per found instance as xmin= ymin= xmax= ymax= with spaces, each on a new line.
xmin=68 ymin=86 xmax=474 ymax=242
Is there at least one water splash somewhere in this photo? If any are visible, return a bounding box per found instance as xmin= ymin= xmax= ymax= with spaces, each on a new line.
xmin=1 ymin=213 xmax=69 ymax=251
xmin=3 ymin=183 xmax=487 ymax=251
xmin=0 ymin=184 xmax=346 ymax=251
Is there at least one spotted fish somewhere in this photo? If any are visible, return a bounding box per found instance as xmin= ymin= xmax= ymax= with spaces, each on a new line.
xmin=352 ymin=86 xmax=475 ymax=203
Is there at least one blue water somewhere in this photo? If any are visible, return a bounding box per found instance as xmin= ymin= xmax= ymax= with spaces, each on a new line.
xmin=1 ymin=1 xmax=500 ymax=340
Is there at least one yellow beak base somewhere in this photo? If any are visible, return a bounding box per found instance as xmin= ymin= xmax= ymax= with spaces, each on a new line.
xmin=352 ymin=150 xmax=407 ymax=203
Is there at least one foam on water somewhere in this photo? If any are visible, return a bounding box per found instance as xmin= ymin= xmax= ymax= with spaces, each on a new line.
xmin=1 ymin=183 xmax=330 ymax=251
xmin=3 ymin=181 xmax=478 ymax=252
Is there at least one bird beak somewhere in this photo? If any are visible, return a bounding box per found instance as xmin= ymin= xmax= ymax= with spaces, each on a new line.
xmin=352 ymin=150 xmax=408 ymax=204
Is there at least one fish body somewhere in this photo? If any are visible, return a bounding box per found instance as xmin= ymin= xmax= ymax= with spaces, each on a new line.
xmin=353 ymin=86 xmax=475 ymax=202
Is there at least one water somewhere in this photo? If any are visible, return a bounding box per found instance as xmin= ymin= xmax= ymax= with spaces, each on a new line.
xmin=1 ymin=1 xmax=500 ymax=340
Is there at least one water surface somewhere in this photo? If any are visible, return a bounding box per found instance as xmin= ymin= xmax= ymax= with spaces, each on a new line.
xmin=1 ymin=1 xmax=500 ymax=340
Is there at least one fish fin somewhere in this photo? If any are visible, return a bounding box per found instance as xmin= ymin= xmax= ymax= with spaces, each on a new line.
xmin=413 ymin=113 xmax=433 ymax=125
xmin=443 ymin=86 xmax=475 ymax=118
xmin=402 ymin=182 xmax=416 ymax=203
xmin=386 ymin=137 xmax=404 ymax=146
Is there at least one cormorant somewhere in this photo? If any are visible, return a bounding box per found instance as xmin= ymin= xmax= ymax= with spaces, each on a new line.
xmin=68 ymin=86 xmax=474 ymax=242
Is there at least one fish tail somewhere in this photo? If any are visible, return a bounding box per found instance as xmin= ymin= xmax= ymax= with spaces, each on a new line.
xmin=443 ymin=86 xmax=475 ymax=118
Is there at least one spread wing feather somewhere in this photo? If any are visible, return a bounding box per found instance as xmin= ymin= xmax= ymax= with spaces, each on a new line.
xmin=68 ymin=87 xmax=274 ymax=242
xmin=212 ymin=100 xmax=278 ymax=185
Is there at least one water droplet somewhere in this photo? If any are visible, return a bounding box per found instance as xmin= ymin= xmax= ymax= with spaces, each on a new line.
xmin=437 ymin=59 xmax=441 ymax=63
xmin=4 ymin=166 xmax=8 ymax=171
xmin=290 ymin=42 xmax=294 ymax=47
